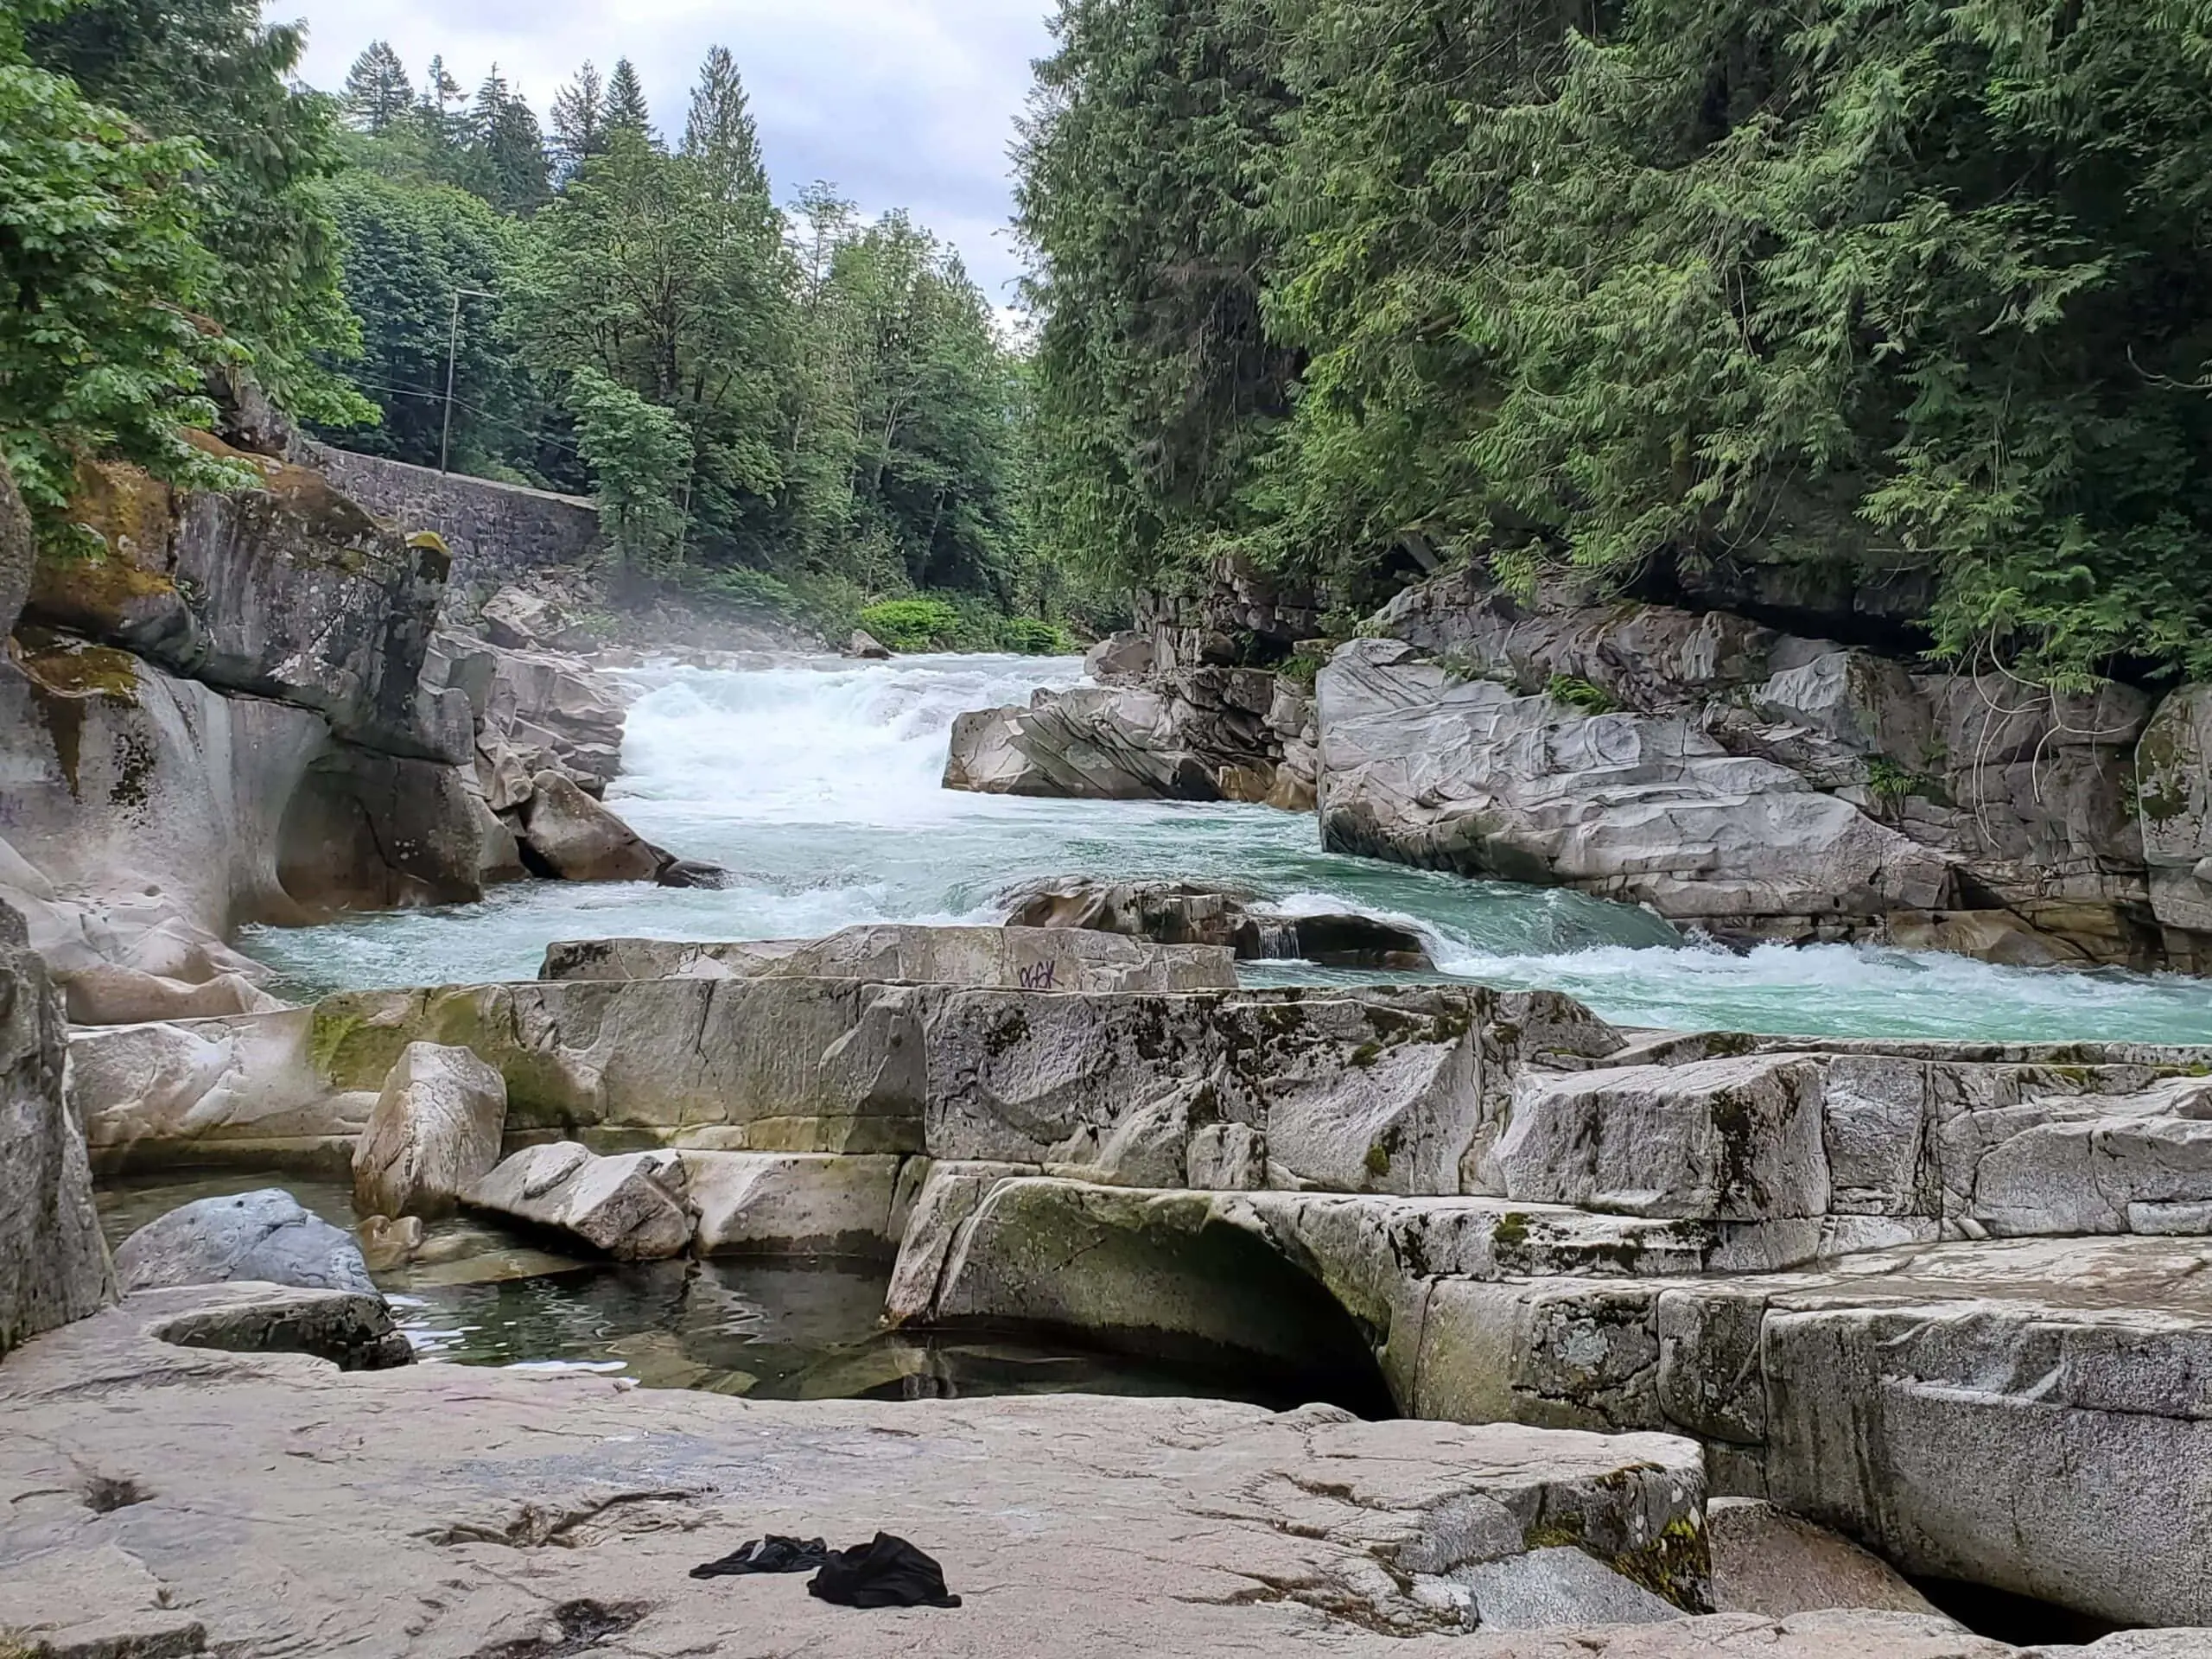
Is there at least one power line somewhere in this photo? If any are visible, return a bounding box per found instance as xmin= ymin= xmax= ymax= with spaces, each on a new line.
xmin=343 ymin=375 xmax=588 ymax=458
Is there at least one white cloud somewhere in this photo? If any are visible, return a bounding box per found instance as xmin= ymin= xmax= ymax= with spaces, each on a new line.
xmin=273 ymin=0 xmax=1052 ymax=302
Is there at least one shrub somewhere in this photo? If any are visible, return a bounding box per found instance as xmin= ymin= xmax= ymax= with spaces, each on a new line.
xmin=1000 ymin=616 xmax=1077 ymax=655
xmin=856 ymin=596 xmax=964 ymax=652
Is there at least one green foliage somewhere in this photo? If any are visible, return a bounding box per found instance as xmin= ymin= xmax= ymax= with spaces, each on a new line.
xmin=321 ymin=171 xmax=537 ymax=472
xmin=1019 ymin=0 xmax=2212 ymax=688
xmin=1000 ymin=616 xmax=1077 ymax=655
xmin=1017 ymin=0 xmax=1300 ymax=588
xmin=29 ymin=0 xmax=372 ymax=429
xmin=857 ymin=596 xmax=964 ymax=651
xmin=1276 ymin=652 xmax=1324 ymax=690
xmin=1546 ymin=676 xmax=1621 ymax=715
xmin=563 ymin=366 xmax=693 ymax=567
xmin=507 ymin=119 xmax=790 ymax=563
xmin=1864 ymin=756 xmax=1935 ymax=804
xmin=0 ymin=46 xmax=240 ymax=524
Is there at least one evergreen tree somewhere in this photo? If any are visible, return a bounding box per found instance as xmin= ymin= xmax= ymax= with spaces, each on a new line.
xmin=508 ymin=126 xmax=791 ymax=566
xmin=467 ymin=67 xmax=549 ymax=214
xmin=602 ymin=57 xmax=653 ymax=143
xmin=340 ymin=40 xmax=411 ymax=134
xmin=324 ymin=171 xmax=544 ymax=475
xmin=681 ymin=45 xmax=764 ymax=199
xmin=548 ymin=60 xmax=606 ymax=180
xmin=419 ymin=54 xmax=465 ymax=152
xmin=1014 ymin=0 xmax=1298 ymax=588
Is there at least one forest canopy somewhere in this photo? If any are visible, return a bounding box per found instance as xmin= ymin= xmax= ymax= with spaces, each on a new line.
xmin=1017 ymin=0 xmax=2212 ymax=686
xmin=5 ymin=6 xmax=1065 ymax=644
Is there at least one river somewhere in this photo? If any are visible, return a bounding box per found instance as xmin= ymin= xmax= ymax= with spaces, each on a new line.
xmin=240 ymin=651 xmax=2212 ymax=1043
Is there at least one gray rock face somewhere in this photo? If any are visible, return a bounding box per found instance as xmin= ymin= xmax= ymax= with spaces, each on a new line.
xmin=60 ymin=943 xmax=2212 ymax=1631
xmin=25 ymin=447 xmax=452 ymax=760
xmin=945 ymin=683 xmax=1227 ymax=799
xmin=0 ymin=639 xmax=326 ymax=1020
xmin=541 ymin=923 xmax=1239 ymax=992
xmin=2139 ymin=685 xmax=2212 ymax=938
xmin=1494 ymin=1056 xmax=1831 ymax=1221
xmin=1707 ymin=1498 xmax=1946 ymax=1620
xmin=424 ymin=632 xmax=630 ymax=798
xmin=113 ymin=1188 xmax=374 ymax=1294
xmin=479 ymin=583 xmax=559 ymax=650
xmin=1317 ymin=638 xmax=1954 ymax=932
xmin=845 ymin=628 xmax=893 ymax=659
xmin=1339 ymin=568 xmax=2204 ymax=970
xmin=466 ymin=1143 xmax=696 ymax=1258
xmin=998 ymin=875 xmax=1435 ymax=968
xmin=0 ymin=902 xmax=112 ymax=1355
xmin=944 ymin=668 xmax=1319 ymax=810
xmin=1084 ymin=629 xmax=1154 ymax=683
xmin=1455 ymin=1546 xmax=1683 ymax=1630
xmin=352 ymin=1041 xmax=507 ymax=1219
xmin=0 ymin=456 xmax=31 ymax=635
xmin=683 ymin=1151 xmax=908 ymax=1256
xmin=69 ymin=1007 xmax=375 ymax=1174
xmin=276 ymin=742 xmax=492 ymax=911
xmin=1 ymin=444 xmax=499 ymax=1015
xmin=515 ymin=772 xmax=663 ymax=881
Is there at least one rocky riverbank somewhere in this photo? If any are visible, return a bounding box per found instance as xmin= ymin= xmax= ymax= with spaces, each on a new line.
xmin=0 ymin=400 xmax=723 ymax=1028
xmin=12 ymin=1281 xmax=2113 ymax=1659
xmin=7 ymin=918 xmax=2203 ymax=1637
xmin=945 ymin=557 xmax=2212 ymax=976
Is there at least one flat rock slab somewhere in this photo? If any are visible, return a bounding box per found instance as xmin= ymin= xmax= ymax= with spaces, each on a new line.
xmin=0 ymin=1287 xmax=1717 ymax=1657
xmin=3 ymin=1292 xmax=2183 ymax=1656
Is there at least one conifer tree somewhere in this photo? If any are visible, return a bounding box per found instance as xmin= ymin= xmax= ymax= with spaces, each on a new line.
xmin=548 ymin=60 xmax=606 ymax=180
xmin=340 ymin=40 xmax=411 ymax=133
xmin=681 ymin=45 xmax=764 ymax=200
xmin=602 ymin=57 xmax=653 ymax=143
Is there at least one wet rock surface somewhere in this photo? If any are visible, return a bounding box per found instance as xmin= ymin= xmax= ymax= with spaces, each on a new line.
xmin=997 ymin=875 xmax=1435 ymax=968
xmin=34 ymin=921 xmax=2212 ymax=1634
xmin=113 ymin=1188 xmax=375 ymax=1294
xmin=1 ymin=1283 xmax=2192 ymax=1656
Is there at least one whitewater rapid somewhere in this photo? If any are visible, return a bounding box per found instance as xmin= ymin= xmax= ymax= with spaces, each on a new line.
xmin=242 ymin=652 xmax=2212 ymax=1043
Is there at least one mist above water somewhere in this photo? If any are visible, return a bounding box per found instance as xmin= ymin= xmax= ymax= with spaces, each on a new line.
xmin=243 ymin=652 xmax=2212 ymax=1044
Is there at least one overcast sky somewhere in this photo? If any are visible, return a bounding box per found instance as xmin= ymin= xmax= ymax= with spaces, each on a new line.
xmin=277 ymin=1 xmax=1054 ymax=307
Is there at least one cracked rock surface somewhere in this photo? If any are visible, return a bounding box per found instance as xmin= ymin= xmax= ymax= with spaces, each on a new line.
xmin=0 ymin=1287 xmax=2188 ymax=1658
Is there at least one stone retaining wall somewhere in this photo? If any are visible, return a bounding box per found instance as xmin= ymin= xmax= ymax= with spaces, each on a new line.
xmin=303 ymin=445 xmax=600 ymax=585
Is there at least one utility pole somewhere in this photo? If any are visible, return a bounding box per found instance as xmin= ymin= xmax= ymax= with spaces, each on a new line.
xmin=440 ymin=287 xmax=498 ymax=474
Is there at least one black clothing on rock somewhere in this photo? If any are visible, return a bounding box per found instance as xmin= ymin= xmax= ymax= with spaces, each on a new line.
xmin=806 ymin=1532 xmax=962 ymax=1609
xmin=690 ymin=1535 xmax=832 ymax=1579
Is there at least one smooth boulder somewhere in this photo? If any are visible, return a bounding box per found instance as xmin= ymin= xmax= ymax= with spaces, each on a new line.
xmin=113 ymin=1189 xmax=375 ymax=1294
xmin=352 ymin=1041 xmax=508 ymax=1219
xmin=466 ymin=1142 xmax=695 ymax=1259
xmin=516 ymin=772 xmax=663 ymax=882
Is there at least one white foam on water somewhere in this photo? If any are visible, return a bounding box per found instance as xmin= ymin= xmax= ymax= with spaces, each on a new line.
xmin=240 ymin=652 xmax=2212 ymax=1044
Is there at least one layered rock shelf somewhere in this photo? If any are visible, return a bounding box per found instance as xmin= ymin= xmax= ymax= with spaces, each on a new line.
xmin=41 ymin=920 xmax=2212 ymax=1633
xmin=944 ymin=556 xmax=2212 ymax=976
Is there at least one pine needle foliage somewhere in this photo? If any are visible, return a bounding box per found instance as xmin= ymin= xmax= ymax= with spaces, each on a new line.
xmin=1021 ymin=0 xmax=2212 ymax=685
